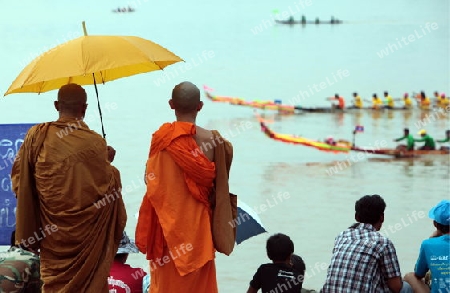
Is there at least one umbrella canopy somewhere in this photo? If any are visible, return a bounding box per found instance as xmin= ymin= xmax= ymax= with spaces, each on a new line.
xmin=236 ymin=200 xmax=267 ymax=244
xmin=3 ymin=22 xmax=183 ymax=138
xmin=4 ymin=35 xmax=183 ymax=95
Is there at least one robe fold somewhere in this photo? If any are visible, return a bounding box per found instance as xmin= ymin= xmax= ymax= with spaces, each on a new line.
xmin=135 ymin=122 xmax=218 ymax=293
xmin=11 ymin=118 xmax=127 ymax=293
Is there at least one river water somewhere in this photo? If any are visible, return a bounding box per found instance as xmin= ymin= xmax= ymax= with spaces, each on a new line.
xmin=0 ymin=0 xmax=449 ymax=291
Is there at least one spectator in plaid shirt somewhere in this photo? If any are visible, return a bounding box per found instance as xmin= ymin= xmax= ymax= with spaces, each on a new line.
xmin=321 ymin=194 xmax=413 ymax=293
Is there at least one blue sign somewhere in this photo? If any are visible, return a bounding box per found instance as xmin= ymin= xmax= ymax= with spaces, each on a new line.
xmin=0 ymin=124 xmax=35 ymax=245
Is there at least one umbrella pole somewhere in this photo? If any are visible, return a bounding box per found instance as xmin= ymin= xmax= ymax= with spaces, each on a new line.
xmin=92 ymin=73 xmax=106 ymax=138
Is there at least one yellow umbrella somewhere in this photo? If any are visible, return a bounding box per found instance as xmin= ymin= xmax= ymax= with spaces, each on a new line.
xmin=4 ymin=22 xmax=183 ymax=138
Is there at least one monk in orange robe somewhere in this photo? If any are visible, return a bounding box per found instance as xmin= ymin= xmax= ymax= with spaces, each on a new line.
xmin=135 ymin=81 xmax=234 ymax=293
xmin=11 ymin=83 xmax=127 ymax=292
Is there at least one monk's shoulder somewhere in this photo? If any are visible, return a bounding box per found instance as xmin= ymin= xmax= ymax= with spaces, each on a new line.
xmin=195 ymin=126 xmax=213 ymax=140
xmin=25 ymin=123 xmax=48 ymax=139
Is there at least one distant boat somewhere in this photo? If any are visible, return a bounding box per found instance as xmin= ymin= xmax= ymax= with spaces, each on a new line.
xmin=275 ymin=16 xmax=343 ymax=25
xmin=112 ymin=7 xmax=135 ymax=13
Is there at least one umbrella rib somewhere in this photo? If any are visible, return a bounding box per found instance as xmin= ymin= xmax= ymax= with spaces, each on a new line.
xmin=118 ymin=36 xmax=178 ymax=71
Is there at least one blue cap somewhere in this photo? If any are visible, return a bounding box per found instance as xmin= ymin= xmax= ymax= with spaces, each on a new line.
xmin=117 ymin=231 xmax=139 ymax=254
xmin=429 ymin=200 xmax=450 ymax=225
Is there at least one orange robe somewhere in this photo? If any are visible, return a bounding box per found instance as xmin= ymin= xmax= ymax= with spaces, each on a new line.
xmin=11 ymin=118 xmax=127 ymax=293
xmin=135 ymin=122 xmax=217 ymax=293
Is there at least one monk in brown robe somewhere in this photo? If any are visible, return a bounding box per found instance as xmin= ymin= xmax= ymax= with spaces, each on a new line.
xmin=11 ymin=83 xmax=127 ymax=292
xmin=135 ymin=81 xmax=234 ymax=293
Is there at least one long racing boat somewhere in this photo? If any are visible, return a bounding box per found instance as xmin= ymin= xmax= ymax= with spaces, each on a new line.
xmin=204 ymin=86 xmax=447 ymax=113
xmin=205 ymin=90 xmax=297 ymax=113
xmin=258 ymin=117 xmax=352 ymax=153
xmin=350 ymin=146 xmax=449 ymax=158
xmin=294 ymin=106 xmax=439 ymax=113
xmin=258 ymin=117 xmax=450 ymax=158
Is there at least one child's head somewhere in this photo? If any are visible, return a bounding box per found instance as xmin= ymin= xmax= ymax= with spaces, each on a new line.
xmin=266 ymin=233 xmax=294 ymax=262
xmin=291 ymin=254 xmax=306 ymax=276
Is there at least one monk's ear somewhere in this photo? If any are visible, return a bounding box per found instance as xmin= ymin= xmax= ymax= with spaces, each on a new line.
xmin=54 ymin=101 xmax=59 ymax=111
xmin=81 ymin=103 xmax=87 ymax=117
xmin=169 ymin=99 xmax=175 ymax=109
xmin=197 ymin=101 xmax=204 ymax=111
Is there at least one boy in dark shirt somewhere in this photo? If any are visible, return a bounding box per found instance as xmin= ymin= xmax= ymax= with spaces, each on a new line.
xmin=247 ymin=233 xmax=305 ymax=293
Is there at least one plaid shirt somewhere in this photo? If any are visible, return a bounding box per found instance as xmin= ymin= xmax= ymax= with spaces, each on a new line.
xmin=321 ymin=223 xmax=402 ymax=293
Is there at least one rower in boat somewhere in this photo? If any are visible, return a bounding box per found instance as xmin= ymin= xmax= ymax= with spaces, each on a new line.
xmin=394 ymin=128 xmax=415 ymax=151
xmin=437 ymin=93 xmax=449 ymax=108
xmin=436 ymin=130 xmax=450 ymax=151
xmin=394 ymin=93 xmax=412 ymax=109
xmin=348 ymin=92 xmax=363 ymax=109
xmin=433 ymin=91 xmax=441 ymax=106
xmin=383 ymin=91 xmax=394 ymax=109
xmin=301 ymin=15 xmax=306 ymax=24
xmin=325 ymin=136 xmax=336 ymax=146
xmin=327 ymin=94 xmax=345 ymax=110
xmin=417 ymin=91 xmax=431 ymax=110
xmin=414 ymin=129 xmax=436 ymax=150
xmin=367 ymin=94 xmax=383 ymax=110
xmin=401 ymin=93 xmax=413 ymax=109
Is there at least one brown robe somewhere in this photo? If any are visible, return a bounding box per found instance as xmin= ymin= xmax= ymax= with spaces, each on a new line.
xmin=11 ymin=118 xmax=127 ymax=293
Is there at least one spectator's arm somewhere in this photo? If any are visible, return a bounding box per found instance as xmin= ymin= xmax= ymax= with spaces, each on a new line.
xmin=386 ymin=276 xmax=403 ymax=293
xmin=414 ymin=243 xmax=428 ymax=278
xmin=380 ymin=240 xmax=403 ymax=293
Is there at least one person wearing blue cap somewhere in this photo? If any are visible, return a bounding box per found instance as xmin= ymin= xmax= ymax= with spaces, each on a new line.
xmin=108 ymin=231 xmax=147 ymax=293
xmin=404 ymin=200 xmax=450 ymax=293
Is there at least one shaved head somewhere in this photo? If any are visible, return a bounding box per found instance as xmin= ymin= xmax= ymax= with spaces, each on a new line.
xmin=56 ymin=83 xmax=87 ymax=117
xmin=171 ymin=82 xmax=201 ymax=114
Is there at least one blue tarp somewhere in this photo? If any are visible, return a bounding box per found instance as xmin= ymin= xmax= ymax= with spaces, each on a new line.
xmin=0 ymin=124 xmax=35 ymax=245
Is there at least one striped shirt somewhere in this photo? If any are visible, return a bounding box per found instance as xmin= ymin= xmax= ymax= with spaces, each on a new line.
xmin=321 ymin=223 xmax=402 ymax=293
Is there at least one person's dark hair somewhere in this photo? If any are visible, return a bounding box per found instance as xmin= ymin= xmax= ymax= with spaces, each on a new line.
xmin=435 ymin=222 xmax=450 ymax=234
xmin=291 ymin=254 xmax=306 ymax=276
xmin=266 ymin=233 xmax=294 ymax=262
xmin=404 ymin=128 xmax=410 ymax=134
xmin=355 ymin=194 xmax=386 ymax=225
xmin=114 ymin=253 xmax=128 ymax=262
